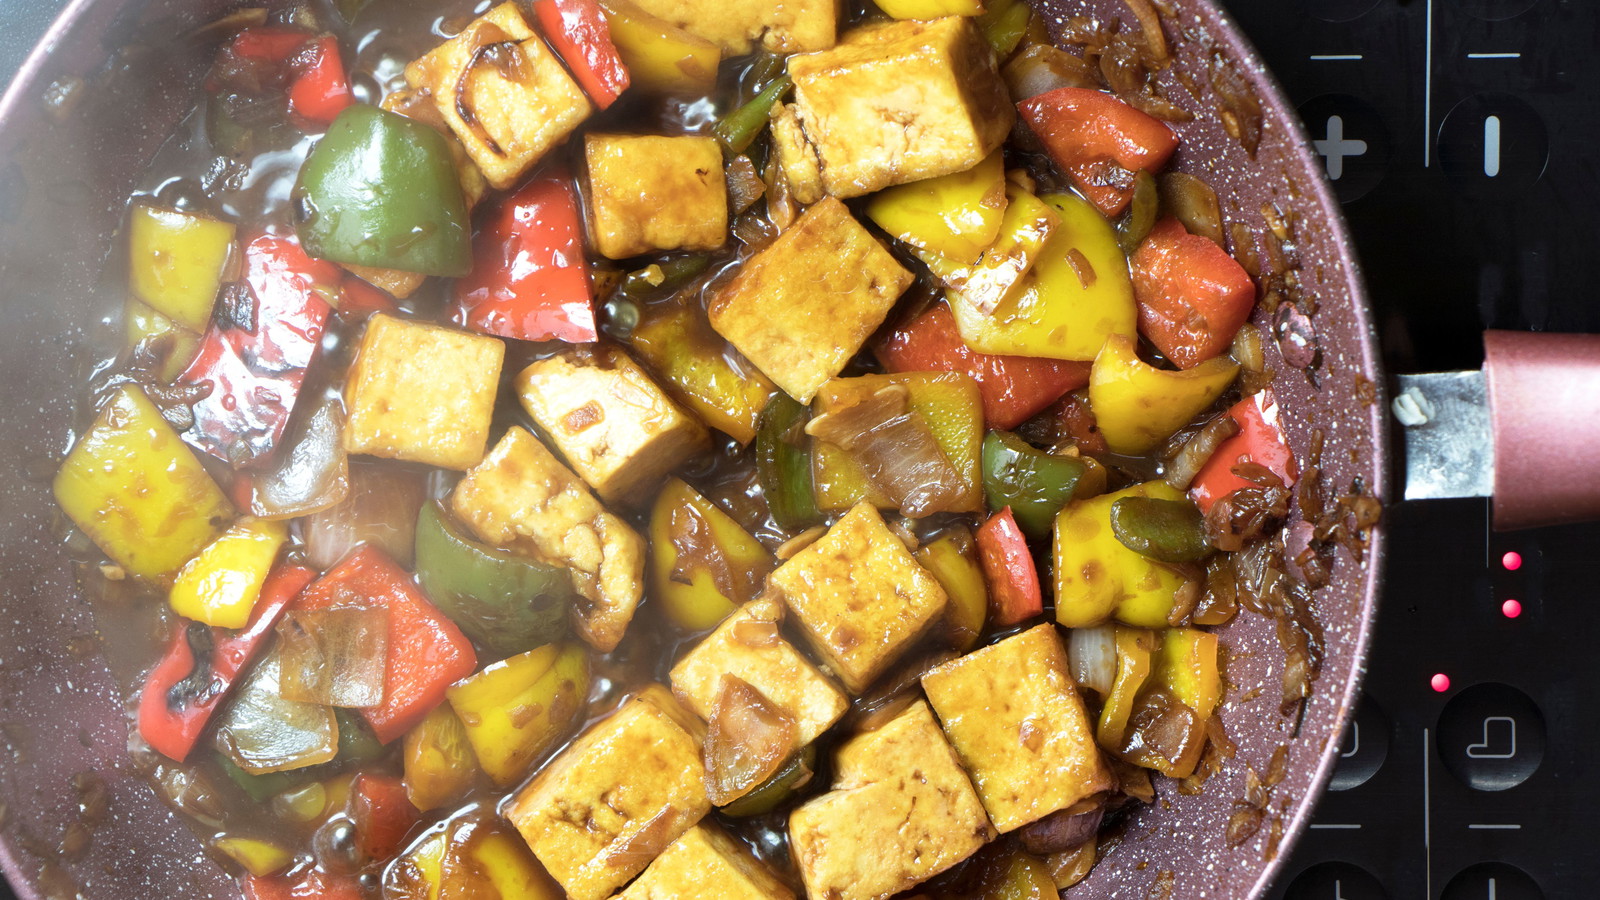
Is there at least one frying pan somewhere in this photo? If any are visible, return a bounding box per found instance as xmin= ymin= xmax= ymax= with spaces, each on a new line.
xmin=0 ymin=1 xmax=1388 ymax=897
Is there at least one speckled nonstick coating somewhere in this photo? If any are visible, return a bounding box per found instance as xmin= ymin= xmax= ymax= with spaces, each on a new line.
xmin=0 ymin=1 xmax=1386 ymax=897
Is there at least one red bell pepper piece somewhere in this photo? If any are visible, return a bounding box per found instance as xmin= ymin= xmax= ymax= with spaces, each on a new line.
xmin=294 ymin=546 xmax=477 ymax=744
xmin=229 ymin=26 xmax=311 ymax=65
xmin=351 ymin=773 xmax=420 ymax=860
xmin=877 ymin=303 xmax=1091 ymax=430
xmin=179 ymin=231 xmax=335 ymax=469
xmin=1189 ymin=390 xmax=1299 ymax=514
xmin=1132 ymin=218 xmax=1257 ymax=369
xmin=1042 ymin=389 xmax=1108 ymax=456
xmin=534 ymin=0 xmax=631 ymax=109
xmin=138 ymin=565 xmax=315 ymax=762
xmin=975 ymin=507 xmax=1043 ymax=627
xmin=451 ymin=170 xmax=597 ymax=343
xmin=1017 ymin=87 xmax=1178 ymax=217
xmin=244 ymin=868 xmax=364 ymax=900
xmin=287 ymin=36 xmax=354 ymax=127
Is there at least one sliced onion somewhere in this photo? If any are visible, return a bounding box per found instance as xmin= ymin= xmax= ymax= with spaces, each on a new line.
xmin=251 ymin=395 xmax=349 ymax=519
xmin=1003 ymin=44 xmax=1098 ymax=101
xmin=668 ymin=501 xmax=768 ymax=603
xmin=1125 ymin=0 xmax=1170 ymax=63
xmin=805 ymin=383 xmax=967 ymax=518
xmin=704 ymin=676 xmax=797 ymax=807
xmin=1068 ymin=624 xmax=1117 ymax=696
xmin=1021 ymin=804 xmax=1104 ymax=855
xmin=276 ymin=606 xmax=390 ymax=708
xmin=305 ymin=462 xmax=428 ymax=569
xmin=1158 ymin=172 xmax=1224 ymax=245
xmin=1164 ymin=414 xmax=1240 ymax=491
xmin=725 ymin=155 xmax=766 ymax=215
xmin=214 ymin=649 xmax=339 ymax=775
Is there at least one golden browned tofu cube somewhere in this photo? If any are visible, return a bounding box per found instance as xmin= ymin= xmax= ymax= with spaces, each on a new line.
xmin=670 ymin=596 xmax=848 ymax=746
xmin=343 ymin=313 xmax=504 ymax=471
xmin=584 ymin=134 xmax=728 ymax=259
xmin=515 ymin=346 xmax=709 ymax=506
xmin=628 ymin=0 xmax=836 ymax=54
xmin=506 ymin=687 xmax=709 ymax=900
xmin=768 ymin=503 xmax=947 ymax=693
xmin=789 ymin=701 xmax=993 ymax=900
xmin=405 ymin=3 xmax=591 ymax=189
xmin=451 ymin=427 xmax=645 ymax=652
xmin=921 ymin=624 xmax=1115 ymax=833
xmin=708 ymin=197 xmax=912 ymax=403
xmin=775 ymin=16 xmax=1012 ymax=199
xmin=616 ymin=822 xmax=795 ymax=900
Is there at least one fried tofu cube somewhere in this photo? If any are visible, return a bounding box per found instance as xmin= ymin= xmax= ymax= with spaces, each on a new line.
xmin=628 ymin=0 xmax=836 ymax=54
xmin=775 ymin=16 xmax=1012 ymax=199
xmin=921 ymin=624 xmax=1115 ymax=833
xmin=709 ymin=197 xmax=912 ymax=403
xmin=515 ymin=346 xmax=709 ymax=506
xmin=343 ymin=313 xmax=504 ymax=471
xmin=789 ymin=701 xmax=993 ymax=900
xmin=584 ymin=134 xmax=728 ymax=259
xmin=451 ymin=427 xmax=645 ymax=652
xmin=768 ymin=503 xmax=947 ymax=693
xmin=405 ymin=3 xmax=591 ymax=189
xmin=770 ymin=103 xmax=825 ymax=205
xmin=617 ymin=822 xmax=795 ymax=900
xmin=670 ymin=596 xmax=849 ymax=747
xmin=506 ymin=687 xmax=709 ymax=900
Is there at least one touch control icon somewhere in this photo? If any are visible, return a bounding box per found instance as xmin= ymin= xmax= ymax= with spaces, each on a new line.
xmin=1298 ymin=95 xmax=1389 ymax=203
xmin=1437 ymin=683 xmax=1545 ymax=791
xmin=1465 ymin=716 xmax=1517 ymax=760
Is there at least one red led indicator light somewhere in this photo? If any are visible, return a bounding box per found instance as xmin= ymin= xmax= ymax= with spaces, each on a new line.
xmin=1502 ymin=599 xmax=1523 ymax=619
xmin=1430 ymin=673 xmax=1451 ymax=693
xmin=1501 ymin=551 xmax=1523 ymax=571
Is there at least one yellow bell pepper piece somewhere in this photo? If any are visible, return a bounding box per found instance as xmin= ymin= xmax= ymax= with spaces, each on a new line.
xmin=128 ymin=204 xmax=236 ymax=333
xmin=1155 ymin=627 xmax=1221 ymax=719
xmin=631 ymin=306 xmax=777 ymax=445
xmin=1054 ymin=481 xmax=1195 ymax=628
xmin=866 ymin=151 xmax=1006 ymax=265
xmin=649 ymin=478 xmax=774 ymax=631
xmin=1097 ymin=626 xmax=1156 ymax=749
xmin=811 ymin=372 xmax=985 ymax=513
xmin=471 ymin=829 xmax=563 ymax=899
xmin=446 ymin=642 xmax=589 ymax=787
xmin=950 ymin=191 xmax=1136 ymax=361
xmin=877 ymin=0 xmax=985 ymax=17
xmin=1088 ymin=333 xmax=1239 ymax=455
xmin=403 ymin=704 xmax=480 ymax=812
xmin=598 ymin=0 xmax=720 ymax=93
xmin=979 ymin=845 xmax=1059 ymax=899
xmin=168 ymin=517 xmax=286 ymax=628
xmin=126 ymin=299 xmax=202 ymax=383
xmin=53 ymin=386 xmax=232 ymax=582
xmin=396 ymin=828 xmax=448 ymax=900
xmin=213 ymin=836 xmax=293 ymax=877
xmin=914 ymin=529 xmax=988 ymax=652
xmin=924 ymin=183 xmax=1060 ymax=315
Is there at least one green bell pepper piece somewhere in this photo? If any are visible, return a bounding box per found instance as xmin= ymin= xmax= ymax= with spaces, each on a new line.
xmin=334 ymin=709 xmax=385 ymax=764
xmin=216 ymin=752 xmax=307 ymax=803
xmin=714 ymin=74 xmax=792 ymax=155
xmin=982 ymin=430 xmax=1091 ymax=538
xmin=293 ymin=104 xmax=471 ymax=276
xmin=1108 ymin=496 xmax=1213 ymax=563
xmin=755 ymin=394 xmax=821 ymax=531
xmin=414 ymin=501 xmax=573 ymax=659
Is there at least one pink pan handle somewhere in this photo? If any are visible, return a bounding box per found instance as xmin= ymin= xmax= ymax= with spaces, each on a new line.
xmin=1484 ymin=330 xmax=1600 ymax=530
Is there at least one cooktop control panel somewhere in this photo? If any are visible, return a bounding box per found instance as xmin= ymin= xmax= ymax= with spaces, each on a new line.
xmin=1224 ymin=1 xmax=1600 ymax=898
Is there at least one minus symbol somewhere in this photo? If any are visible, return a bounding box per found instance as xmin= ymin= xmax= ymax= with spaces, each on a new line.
xmin=1468 ymin=53 xmax=1523 ymax=59
xmin=1309 ymin=824 xmax=1363 ymax=830
xmin=1310 ymin=54 xmax=1365 ymax=61
xmin=1468 ymin=823 xmax=1522 ymax=830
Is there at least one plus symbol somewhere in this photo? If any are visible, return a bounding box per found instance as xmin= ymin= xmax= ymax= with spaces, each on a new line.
xmin=1314 ymin=115 xmax=1368 ymax=181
